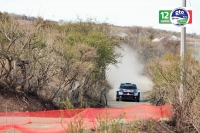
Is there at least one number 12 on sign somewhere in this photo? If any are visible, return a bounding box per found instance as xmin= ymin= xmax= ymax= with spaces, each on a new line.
xmin=159 ymin=10 xmax=172 ymax=24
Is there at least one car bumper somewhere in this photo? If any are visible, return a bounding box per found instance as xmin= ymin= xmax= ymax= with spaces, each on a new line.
xmin=117 ymin=95 xmax=139 ymax=100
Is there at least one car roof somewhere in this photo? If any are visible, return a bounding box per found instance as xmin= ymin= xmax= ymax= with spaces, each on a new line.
xmin=120 ymin=83 xmax=136 ymax=86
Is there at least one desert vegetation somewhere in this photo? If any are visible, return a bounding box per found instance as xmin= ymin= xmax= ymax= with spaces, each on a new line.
xmin=0 ymin=12 xmax=200 ymax=132
xmin=146 ymin=54 xmax=200 ymax=132
xmin=0 ymin=12 xmax=120 ymax=109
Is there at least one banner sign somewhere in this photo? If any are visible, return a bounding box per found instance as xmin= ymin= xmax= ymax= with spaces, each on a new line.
xmin=159 ymin=7 xmax=192 ymax=27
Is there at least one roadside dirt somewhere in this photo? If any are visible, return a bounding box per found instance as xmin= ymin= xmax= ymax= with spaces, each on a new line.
xmin=0 ymin=90 xmax=151 ymax=112
xmin=0 ymin=91 xmax=56 ymax=112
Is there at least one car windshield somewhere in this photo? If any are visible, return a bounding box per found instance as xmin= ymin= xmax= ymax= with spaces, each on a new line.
xmin=120 ymin=84 xmax=137 ymax=89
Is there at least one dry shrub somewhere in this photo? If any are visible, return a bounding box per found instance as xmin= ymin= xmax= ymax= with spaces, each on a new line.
xmin=147 ymin=55 xmax=200 ymax=133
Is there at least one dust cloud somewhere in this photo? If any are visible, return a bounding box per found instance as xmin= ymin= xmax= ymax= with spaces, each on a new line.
xmin=106 ymin=45 xmax=153 ymax=100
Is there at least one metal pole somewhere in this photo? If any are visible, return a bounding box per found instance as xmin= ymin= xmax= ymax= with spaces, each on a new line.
xmin=180 ymin=0 xmax=186 ymax=103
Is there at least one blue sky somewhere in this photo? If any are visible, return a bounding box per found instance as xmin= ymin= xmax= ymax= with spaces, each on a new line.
xmin=1 ymin=0 xmax=200 ymax=35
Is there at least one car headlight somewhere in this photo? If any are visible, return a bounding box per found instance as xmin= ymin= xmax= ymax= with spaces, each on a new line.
xmin=118 ymin=92 xmax=123 ymax=95
xmin=134 ymin=92 xmax=138 ymax=96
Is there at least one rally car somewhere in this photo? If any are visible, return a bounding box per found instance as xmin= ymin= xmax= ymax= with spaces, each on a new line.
xmin=116 ymin=83 xmax=140 ymax=102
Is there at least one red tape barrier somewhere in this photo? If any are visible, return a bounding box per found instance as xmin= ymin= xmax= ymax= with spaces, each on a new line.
xmin=0 ymin=104 xmax=172 ymax=133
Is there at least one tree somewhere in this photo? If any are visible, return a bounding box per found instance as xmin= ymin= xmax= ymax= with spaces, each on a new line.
xmin=50 ymin=21 xmax=120 ymax=108
xmin=0 ymin=13 xmax=56 ymax=109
